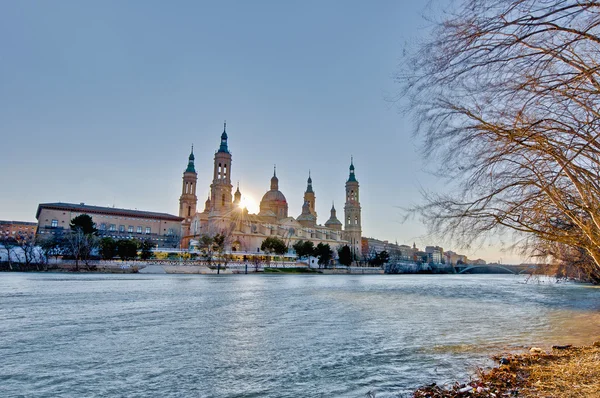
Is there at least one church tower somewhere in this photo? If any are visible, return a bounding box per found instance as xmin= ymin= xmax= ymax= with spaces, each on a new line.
xmin=343 ymin=157 xmax=362 ymax=259
xmin=303 ymin=171 xmax=317 ymax=219
xmin=179 ymin=145 xmax=198 ymax=237
xmin=233 ymin=182 xmax=242 ymax=208
xmin=209 ymin=122 xmax=233 ymax=214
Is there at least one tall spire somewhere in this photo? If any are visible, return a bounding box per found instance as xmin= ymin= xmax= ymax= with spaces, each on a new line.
xmin=218 ymin=121 xmax=229 ymax=153
xmin=306 ymin=170 xmax=313 ymax=193
xmin=270 ymin=165 xmax=279 ymax=190
xmin=185 ymin=144 xmax=196 ymax=173
xmin=348 ymin=156 xmax=357 ymax=182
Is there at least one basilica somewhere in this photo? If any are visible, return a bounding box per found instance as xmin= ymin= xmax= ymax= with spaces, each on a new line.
xmin=178 ymin=124 xmax=362 ymax=258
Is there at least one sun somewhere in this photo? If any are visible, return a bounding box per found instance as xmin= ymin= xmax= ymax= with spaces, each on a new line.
xmin=239 ymin=195 xmax=259 ymax=214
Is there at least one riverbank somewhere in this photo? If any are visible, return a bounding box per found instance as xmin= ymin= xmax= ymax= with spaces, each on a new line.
xmin=413 ymin=343 xmax=600 ymax=397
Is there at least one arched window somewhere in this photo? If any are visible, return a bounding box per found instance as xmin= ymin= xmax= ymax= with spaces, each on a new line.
xmin=188 ymin=206 xmax=191 ymax=217
xmin=222 ymin=194 xmax=225 ymax=206
xmin=355 ymin=216 xmax=358 ymax=225
xmin=223 ymin=164 xmax=227 ymax=180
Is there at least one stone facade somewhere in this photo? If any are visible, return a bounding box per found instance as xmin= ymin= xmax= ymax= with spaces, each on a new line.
xmin=36 ymin=202 xmax=183 ymax=248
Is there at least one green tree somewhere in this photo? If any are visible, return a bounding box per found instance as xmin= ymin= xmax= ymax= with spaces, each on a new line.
xmin=117 ymin=239 xmax=139 ymax=261
xmin=261 ymin=237 xmax=287 ymax=255
xmin=293 ymin=240 xmax=314 ymax=259
xmin=314 ymin=243 xmax=332 ymax=268
xmin=370 ymin=250 xmax=390 ymax=267
xmin=140 ymin=240 xmax=154 ymax=260
xmin=337 ymin=245 xmax=353 ymax=267
xmin=261 ymin=237 xmax=287 ymax=267
xmin=69 ymin=214 xmax=97 ymax=235
xmin=99 ymin=237 xmax=117 ymax=260
xmin=65 ymin=214 xmax=99 ymax=270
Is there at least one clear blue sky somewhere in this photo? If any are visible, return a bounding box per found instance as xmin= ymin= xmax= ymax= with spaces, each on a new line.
xmin=0 ymin=1 xmax=522 ymax=263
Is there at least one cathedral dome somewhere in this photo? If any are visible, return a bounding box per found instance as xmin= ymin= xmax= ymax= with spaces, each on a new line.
xmin=259 ymin=166 xmax=288 ymax=220
xmin=261 ymin=189 xmax=287 ymax=203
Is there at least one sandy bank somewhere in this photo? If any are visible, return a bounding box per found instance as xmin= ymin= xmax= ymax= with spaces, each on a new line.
xmin=413 ymin=343 xmax=600 ymax=397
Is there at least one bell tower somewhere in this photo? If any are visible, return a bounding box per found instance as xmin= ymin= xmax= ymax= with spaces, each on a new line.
xmin=303 ymin=170 xmax=317 ymax=219
xmin=209 ymin=122 xmax=233 ymax=215
xmin=343 ymin=157 xmax=362 ymax=260
xmin=179 ymin=145 xmax=198 ymax=238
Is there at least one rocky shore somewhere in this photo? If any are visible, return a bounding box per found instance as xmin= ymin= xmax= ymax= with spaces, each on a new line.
xmin=413 ymin=343 xmax=600 ymax=397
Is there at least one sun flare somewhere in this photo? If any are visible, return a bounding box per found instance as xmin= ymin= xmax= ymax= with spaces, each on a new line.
xmin=239 ymin=195 xmax=259 ymax=214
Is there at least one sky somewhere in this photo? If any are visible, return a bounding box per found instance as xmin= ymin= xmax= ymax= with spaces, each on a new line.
xmin=0 ymin=1 xmax=525 ymax=264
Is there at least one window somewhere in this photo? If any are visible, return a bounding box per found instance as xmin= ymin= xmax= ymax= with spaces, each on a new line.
xmin=145 ymin=227 xmax=151 ymax=234
xmin=137 ymin=226 xmax=142 ymax=233
xmin=109 ymin=224 xmax=116 ymax=231
xmin=167 ymin=228 xmax=174 ymax=236
xmin=119 ymin=225 xmax=125 ymax=232
xmin=128 ymin=226 xmax=133 ymax=233
xmin=100 ymin=223 xmax=106 ymax=230
xmin=51 ymin=220 xmax=58 ymax=228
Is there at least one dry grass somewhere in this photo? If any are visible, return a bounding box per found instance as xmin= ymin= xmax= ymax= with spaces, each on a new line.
xmin=413 ymin=343 xmax=600 ymax=398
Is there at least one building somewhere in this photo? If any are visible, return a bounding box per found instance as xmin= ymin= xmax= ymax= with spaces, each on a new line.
xmin=35 ymin=202 xmax=183 ymax=248
xmin=0 ymin=220 xmax=37 ymax=239
xmin=425 ymin=246 xmax=444 ymax=264
xmin=362 ymin=238 xmax=415 ymax=261
xmin=444 ymin=250 xmax=469 ymax=265
xmin=180 ymin=124 xmax=363 ymax=258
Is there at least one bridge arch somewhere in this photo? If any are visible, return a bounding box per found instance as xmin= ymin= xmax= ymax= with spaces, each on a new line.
xmin=457 ymin=265 xmax=517 ymax=275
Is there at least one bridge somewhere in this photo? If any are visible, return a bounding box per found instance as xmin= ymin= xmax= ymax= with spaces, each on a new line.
xmin=455 ymin=264 xmax=538 ymax=275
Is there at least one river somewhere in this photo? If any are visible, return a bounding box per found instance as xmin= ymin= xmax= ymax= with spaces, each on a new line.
xmin=1 ymin=273 xmax=599 ymax=397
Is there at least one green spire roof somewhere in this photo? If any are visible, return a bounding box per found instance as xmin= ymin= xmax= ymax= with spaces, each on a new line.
xmin=306 ymin=170 xmax=314 ymax=193
xmin=218 ymin=121 xmax=229 ymax=153
xmin=347 ymin=156 xmax=357 ymax=182
xmin=185 ymin=145 xmax=196 ymax=173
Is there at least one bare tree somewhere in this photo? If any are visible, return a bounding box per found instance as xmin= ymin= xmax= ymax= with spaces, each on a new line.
xmin=0 ymin=236 xmax=17 ymax=270
xmin=40 ymin=235 xmax=66 ymax=267
xmin=397 ymin=0 xmax=600 ymax=282
xmin=14 ymin=232 xmax=41 ymax=270
xmin=65 ymin=229 xmax=86 ymax=271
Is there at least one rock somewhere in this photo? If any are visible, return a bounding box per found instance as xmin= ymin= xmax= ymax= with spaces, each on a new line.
xmin=458 ymin=385 xmax=472 ymax=394
xmin=499 ymin=357 xmax=510 ymax=365
xmin=552 ymin=344 xmax=572 ymax=350
xmin=593 ymin=341 xmax=600 ymax=347
xmin=530 ymin=347 xmax=544 ymax=354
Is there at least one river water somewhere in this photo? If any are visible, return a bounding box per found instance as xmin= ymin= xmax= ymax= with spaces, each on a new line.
xmin=1 ymin=273 xmax=599 ymax=397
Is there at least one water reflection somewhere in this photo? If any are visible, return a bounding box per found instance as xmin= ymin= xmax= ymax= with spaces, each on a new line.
xmin=0 ymin=274 xmax=598 ymax=398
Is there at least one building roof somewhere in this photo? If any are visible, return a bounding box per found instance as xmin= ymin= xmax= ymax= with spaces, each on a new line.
xmin=36 ymin=202 xmax=183 ymax=222
xmin=0 ymin=220 xmax=37 ymax=226
xmin=324 ymin=216 xmax=342 ymax=226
